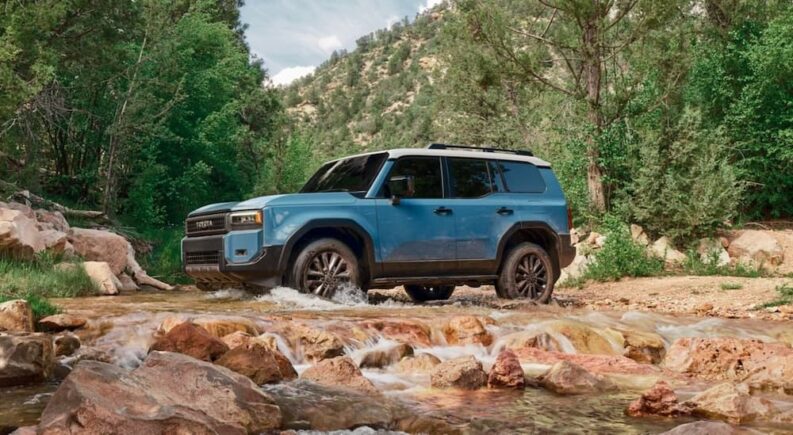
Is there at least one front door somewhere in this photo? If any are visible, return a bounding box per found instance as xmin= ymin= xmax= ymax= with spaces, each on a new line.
xmin=375 ymin=156 xmax=456 ymax=277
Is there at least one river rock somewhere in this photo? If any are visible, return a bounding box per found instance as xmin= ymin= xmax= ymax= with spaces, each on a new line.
xmin=728 ymin=230 xmax=784 ymax=266
xmin=501 ymin=331 xmax=561 ymax=352
xmin=659 ymin=421 xmax=742 ymax=435
xmin=359 ymin=343 xmax=414 ymax=369
xmin=37 ymin=351 xmax=281 ymax=434
xmin=537 ymin=360 xmax=616 ymax=395
xmin=430 ymin=356 xmax=487 ymax=389
xmin=740 ymin=355 xmax=793 ymax=395
xmin=359 ymin=319 xmax=432 ymax=346
xmin=68 ymin=228 xmax=130 ymax=275
xmin=0 ymin=207 xmax=45 ymax=259
xmin=289 ymin=324 xmax=345 ymax=362
xmin=488 ymin=349 xmax=525 ymax=389
xmin=35 ymin=209 xmax=69 ymax=232
xmin=546 ymin=320 xmax=619 ymax=355
xmin=222 ymin=331 xmax=255 ymax=349
xmin=54 ymin=333 xmax=80 ymax=357
xmin=684 ymin=382 xmax=775 ymax=424
xmin=443 ymin=316 xmax=493 ymax=346
xmin=615 ymin=329 xmax=666 ymax=364
xmin=301 ymin=356 xmax=378 ymax=394
xmin=38 ymin=314 xmax=87 ymax=332
xmin=148 ymin=321 xmax=229 ymax=361
xmin=394 ymin=352 xmax=442 ymax=374
xmin=626 ymin=381 xmax=691 ymax=417
xmin=0 ymin=299 xmax=34 ymax=332
xmin=82 ymin=261 xmax=121 ymax=295
xmin=160 ymin=315 xmax=259 ymax=338
xmin=513 ymin=347 xmax=659 ymax=376
xmin=0 ymin=333 xmax=54 ymax=386
xmin=216 ymin=343 xmax=296 ymax=384
xmin=662 ymin=337 xmax=793 ymax=380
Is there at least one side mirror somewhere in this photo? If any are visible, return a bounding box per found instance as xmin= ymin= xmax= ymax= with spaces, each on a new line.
xmin=387 ymin=175 xmax=414 ymax=205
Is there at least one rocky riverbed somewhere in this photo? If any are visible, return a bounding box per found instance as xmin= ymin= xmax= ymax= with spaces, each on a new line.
xmin=2 ymin=285 xmax=793 ymax=434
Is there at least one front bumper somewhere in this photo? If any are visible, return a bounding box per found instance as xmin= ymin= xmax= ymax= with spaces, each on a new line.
xmin=182 ymin=235 xmax=283 ymax=288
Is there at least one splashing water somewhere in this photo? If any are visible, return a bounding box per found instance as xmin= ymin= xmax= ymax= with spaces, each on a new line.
xmin=255 ymin=285 xmax=372 ymax=310
xmin=204 ymin=288 xmax=248 ymax=300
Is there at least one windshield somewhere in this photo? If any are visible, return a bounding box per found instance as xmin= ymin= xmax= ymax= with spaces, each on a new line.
xmin=301 ymin=152 xmax=388 ymax=193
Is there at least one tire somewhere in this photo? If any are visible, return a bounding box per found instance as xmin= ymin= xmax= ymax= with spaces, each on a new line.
xmin=496 ymin=242 xmax=555 ymax=303
xmin=288 ymin=238 xmax=362 ymax=298
xmin=404 ymin=285 xmax=455 ymax=302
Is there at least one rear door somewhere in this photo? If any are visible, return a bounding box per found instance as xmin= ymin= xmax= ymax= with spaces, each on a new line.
xmin=491 ymin=158 xmax=549 ymax=225
xmin=374 ymin=156 xmax=457 ymax=277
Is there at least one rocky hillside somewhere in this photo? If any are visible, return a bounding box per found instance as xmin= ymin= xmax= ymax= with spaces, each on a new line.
xmin=282 ymin=7 xmax=448 ymax=160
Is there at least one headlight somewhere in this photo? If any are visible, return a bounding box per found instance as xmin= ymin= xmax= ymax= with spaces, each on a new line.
xmin=229 ymin=210 xmax=263 ymax=228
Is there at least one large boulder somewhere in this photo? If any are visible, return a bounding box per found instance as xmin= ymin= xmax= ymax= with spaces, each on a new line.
xmin=537 ymin=360 xmax=616 ymax=395
xmin=38 ymin=314 xmax=87 ymax=332
xmin=68 ymin=228 xmax=129 ymax=275
xmin=359 ymin=319 xmax=432 ymax=346
xmin=0 ymin=333 xmax=55 ymax=386
xmin=659 ymin=421 xmax=742 ymax=435
xmin=0 ymin=207 xmax=44 ymax=259
xmin=697 ymin=238 xmax=731 ymax=267
xmin=545 ymin=320 xmax=620 ymax=355
xmin=81 ymin=261 xmax=121 ymax=295
xmin=443 ymin=316 xmax=493 ymax=346
xmin=35 ymin=209 xmax=69 ymax=232
xmin=430 ymin=356 xmax=487 ymax=390
xmin=740 ymin=355 xmax=793 ymax=395
xmin=0 ymin=299 xmax=34 ymax=332
xmin=613 ymin=329 xmax=666 ymax=364
xmin=285 ymin=324 xmax=345 ymax=362
xmin=513 ymin=347 xmax=660 ymax=376
xmin=684 ymin=382 xmax=775 ymax=424
xmin=160 ymin=315 xmax=259 ymax=338
xmin=394 ymin=353 xmax=442 ymax=374
xmin=626 ymin=381 xmax=691 ymax=417
xmin=488 ymin=349 xmax=525 ymax=389
xmin=39 ymin=229 xmax=74 ymax=257
xmin=149 ymin=322 xmax=229 ymax=362
xmin=662 ymin=337 xmax=793 ymax=380
xmin=215 ymin=343 xmax=297 ymax=384
xmin=728 ymin=230 xmax=784 ymax=266
xmin=37 ymin=351 xmax=282 ymax=434
xmin=650 ymin=236 xmax=687 ymax=266
xmin=500 ymin=331 xmax=561 ymax=352
xmin=359 ymin=343 xmax=413 ymax=369
xmin=301 ymin=356 xmax=378 ymax=394
xmin=558 ymin=253 xmax=591 ymax=283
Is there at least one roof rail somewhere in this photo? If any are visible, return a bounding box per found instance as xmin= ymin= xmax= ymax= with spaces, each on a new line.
xmin=426 ymin=143 xmax=534 ymax=157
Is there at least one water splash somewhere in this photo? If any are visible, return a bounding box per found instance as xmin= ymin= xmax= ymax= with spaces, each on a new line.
xmin=255 ymin=286 xmax=373 ymax=310
xmin=204 ymin=288 xmax=248 ymax=300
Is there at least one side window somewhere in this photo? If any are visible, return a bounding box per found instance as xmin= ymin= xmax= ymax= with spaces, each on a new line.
xmin=488 ymin=161 xmax=506 ymax=192
xmin=448 ymin=158 xmax=492 ymax=198
xmin=386 ymin=157 xmax=443 ymax=198
xmin=495 ymin=160 xmax=546 ymax=193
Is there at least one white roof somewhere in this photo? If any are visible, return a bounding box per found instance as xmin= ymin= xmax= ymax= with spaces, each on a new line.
xmin=328 ymin=147 xmax=551 ymax=167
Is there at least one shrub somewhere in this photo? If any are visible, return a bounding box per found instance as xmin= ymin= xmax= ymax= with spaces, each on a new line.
xmin=0 ymin=293 xmax=59 ymax=319
xmin=682 ymin=250 xmax=763 ymax=277
xmin=581 ymin=216 xmax=664 ymax=281
xmin=757 ymin=283 xmax=793 ymax=309
xmin=139 ymin=227 xmax=192 ymax=285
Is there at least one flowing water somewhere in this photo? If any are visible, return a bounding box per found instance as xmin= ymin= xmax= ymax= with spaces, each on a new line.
xmin=3 ymin=286 xmax=792 ymax=434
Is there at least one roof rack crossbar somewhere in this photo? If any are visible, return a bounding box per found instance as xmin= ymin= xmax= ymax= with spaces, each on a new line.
xmin=426 ymin=143 xmax=533 ymax=157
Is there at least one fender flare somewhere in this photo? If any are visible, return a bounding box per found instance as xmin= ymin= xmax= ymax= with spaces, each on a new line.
xmin=495 ymin=221 xmax=564 ymax=275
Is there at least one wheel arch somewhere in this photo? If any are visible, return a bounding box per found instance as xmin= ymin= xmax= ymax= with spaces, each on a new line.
xmin=496 ymin=222 xmax=562 ymax=280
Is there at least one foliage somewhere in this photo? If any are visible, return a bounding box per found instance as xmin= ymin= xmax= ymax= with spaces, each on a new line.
xmin=0 ymin=293 xmax=59 ymax=319
xmin=682 ymin=250 xmax=763 ymax=278
xmin=580 ymin=216 xmax=664 ymax=281
xmin=756 ymin=283 xmax=793 ymax=309
xmin=0 ymin=253 xmax=97 ymax=300
xmin=720 ymin=282 xmax=743 ymax=291
xmin=138 ymin=227 xmax=192 ymax=285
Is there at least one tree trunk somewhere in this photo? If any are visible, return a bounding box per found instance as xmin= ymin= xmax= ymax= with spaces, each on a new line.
xmin=582 ymin=2 xmax=608 ymax=212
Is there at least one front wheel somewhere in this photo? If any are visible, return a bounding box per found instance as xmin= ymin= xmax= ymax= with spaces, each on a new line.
xmin=496 ymin=242 xmax=555 ymax=303
xmin=288 ymin=238 xmax=362 ymax=298
xmin=404 ymin=285 xmax=455 ymax=302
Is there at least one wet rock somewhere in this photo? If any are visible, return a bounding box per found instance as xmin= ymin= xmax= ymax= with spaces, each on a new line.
xmin=662 ymin=337 xmax=793 ymax=380
xmin=650 ymin=236 xmax=687 ymax=266
xmin=443 ymin=316 xmax=493 ymax=346
xmin=488 ymin=349 xmax=525 ymax=389
xmin=615 ymin=329 xmax=666 ymax=364
xmin=160 ymin=315 xmax=259 ymax=338
xmin=54 ymin=333 xmax=80 ymax=357
xmin=728 ymin=230 xmax=784 ymax=266
xmin=148 ymin=321 xmax=229 ymax=361
xmin=38 ymin=314 xmax=87 ymax=332
xmin=301 ymin=356 xmax=378 ymax=394
xmin=37 ymin=351 xmax=281 ymax=434
xmin=659 ymin=421 xmax=741 ymax=435
xmin=290 ymin=324 xmax=345 ymax=362
xmin=740 ymin=355 xmax=793 ymax=395
xmin=0 ymin=299 xmax=34 ymax=332
xmin=68 ymin=228 xmax=130 ymax=275
xmin=626 ymin=381 xmax=691 ymax=417
xmin=359 ymin=319 xmax=432 ymax=346
xmin=684 ymin=382 xmax=775 ymax=424
xmin=513 ymin=347 xmax=660 ymax=376
xmin=0 ymin=333 xmax=54 ymax=386
xmin=222 ymin=331 xmax=254 ymax=349
xmin=537 ymin=360 xmax=616 ymax=395
xmin=82 ymin=261 xmax=121 ymax=295
xmin=396 ymin=416 xmax=463 ymax=434
xmin=0 ymin=207 xmax=45 ymax=259
xmin=359 ymin=343 xmax=413 ymax=369
xmin=430 ymin=356 xmax=487 ymax=389
xmin=35 ymin=209 xmax=69 ymax=232
xmin=501 ymin=331 xmax=561 ymax=352
xmin=394 ymin=353 xmax=442 ymax=374
xmin=216 ymin=343 xmax=297 ymax=384
xmin=546 ymin=320 xmax=619 ymax=355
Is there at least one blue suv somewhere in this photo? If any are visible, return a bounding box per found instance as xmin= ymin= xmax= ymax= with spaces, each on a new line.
xmin=182 ymin=144 xmax=575 ymax=303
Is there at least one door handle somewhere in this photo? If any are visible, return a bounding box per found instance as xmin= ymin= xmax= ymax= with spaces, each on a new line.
xmin=434 ymin=207 xmax=453 ymax=215
xmin=497 ymin=207 xmax=514 ymax=215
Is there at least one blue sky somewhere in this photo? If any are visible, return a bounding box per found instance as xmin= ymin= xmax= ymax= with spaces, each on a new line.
xmin=240 ymin=0 xmax=441 ymax=85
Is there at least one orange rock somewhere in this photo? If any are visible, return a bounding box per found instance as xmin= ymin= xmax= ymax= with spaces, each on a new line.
xmin=301 ymin=356 xmax=378 ymax=394
xmin=148 ymin=322 xmax=229 ymax=361
xmin=488 ymin=349 xmax=525 ymax=389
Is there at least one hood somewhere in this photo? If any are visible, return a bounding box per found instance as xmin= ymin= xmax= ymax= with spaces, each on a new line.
xmin=188 ymin=192 xmax=358 ymax=216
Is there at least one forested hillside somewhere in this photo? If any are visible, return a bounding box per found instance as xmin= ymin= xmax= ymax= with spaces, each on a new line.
xmin=286 ymin=0 xmax=793 ymax=244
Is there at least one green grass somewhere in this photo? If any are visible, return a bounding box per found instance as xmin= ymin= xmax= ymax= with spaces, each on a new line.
xmin=0 ymin=253 xmax=97 ymax=300
xmin=579 ymin=216 xmax=665 ymax=282
xmin=138 ymin=227 xmax=191 ymax=284
xmin=682 ymin=250 xmax=764 ymax=277
xmin=0 ymin=293 xmax=59 ymax=318
xmin=720 ymin=282 xmax=743 ymax=290
xmin=756 ymin=283 xmax=793 ymax=309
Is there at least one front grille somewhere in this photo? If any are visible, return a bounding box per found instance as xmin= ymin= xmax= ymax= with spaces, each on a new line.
xmin=185 ymin=213 xmax=227 ymax=236
xmin=185 ymin=250 xmax=220 ymax=265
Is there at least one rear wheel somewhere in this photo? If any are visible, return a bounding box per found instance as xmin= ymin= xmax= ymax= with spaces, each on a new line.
xmin=496 ymin=242 xmax=554 ymax=303
xmin=404 ymin=285 xmax=455 ymax=302
xmin=289 ymin=238 xmax=362 ymax=298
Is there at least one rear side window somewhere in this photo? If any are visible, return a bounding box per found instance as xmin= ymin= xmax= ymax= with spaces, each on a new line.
xmin=493 ymin=160 xmax=546 ymax=193
xmin=387 ymin=157 xmax=443 ymax=198
xmin=448 ymin=158 xmax=492 ymax=198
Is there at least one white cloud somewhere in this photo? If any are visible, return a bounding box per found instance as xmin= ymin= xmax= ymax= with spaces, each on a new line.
xmin=317 ymin=35 xmax=344 ymax=53
xmin=418 ymin=0 xmax=443 ymax=13
xmin=270 ymin=66 xmax=316 ymax=86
